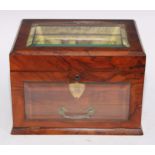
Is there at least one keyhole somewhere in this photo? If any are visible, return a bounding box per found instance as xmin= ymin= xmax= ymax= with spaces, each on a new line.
xmin=75 ymin=74 xmax=80 ymax=81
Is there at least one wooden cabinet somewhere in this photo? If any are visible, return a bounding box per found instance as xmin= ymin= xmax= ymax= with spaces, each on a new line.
xmin=10 ymin=19 xmax=146 ymax=135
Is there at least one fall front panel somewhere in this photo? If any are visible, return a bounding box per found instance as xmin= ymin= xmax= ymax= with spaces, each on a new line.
xmin=24 ymin=82 xmax=130 ymax=121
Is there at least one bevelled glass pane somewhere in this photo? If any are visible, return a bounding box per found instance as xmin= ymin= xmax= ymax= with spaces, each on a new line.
xmin=27 ymin=24 xmax=130 ymax=47
xmin=24 ymin=82 xmax=130 ymax=121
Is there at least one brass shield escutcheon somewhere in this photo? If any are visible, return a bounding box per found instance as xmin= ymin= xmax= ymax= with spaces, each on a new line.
xmin=69 ymin=82 xmax=85 ymax=99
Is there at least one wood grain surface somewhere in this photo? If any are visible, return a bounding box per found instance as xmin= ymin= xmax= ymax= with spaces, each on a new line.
xmin=10 ymin=19 xmax=146 ymax=135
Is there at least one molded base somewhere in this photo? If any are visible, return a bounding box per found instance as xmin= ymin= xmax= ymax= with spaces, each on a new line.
xmin=11 ymin=127 xmax=143 ymax=135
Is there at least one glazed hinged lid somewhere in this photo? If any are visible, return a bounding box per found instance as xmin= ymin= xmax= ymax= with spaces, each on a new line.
xmin=10 ymin=19 xmax=145 ymax=72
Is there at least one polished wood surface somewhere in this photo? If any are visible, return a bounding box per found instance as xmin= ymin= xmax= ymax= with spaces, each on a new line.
xmin=10 ymin=19 xmax=146 ymax=135
xmin=12 ymin=127 xmax=143 ymax=135
xmin=24 ymin=82 xmax=130 ymax=120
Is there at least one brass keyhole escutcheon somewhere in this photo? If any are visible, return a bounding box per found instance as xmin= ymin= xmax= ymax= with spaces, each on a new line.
xmin=69 ymin=74 xmax=85 ymax=99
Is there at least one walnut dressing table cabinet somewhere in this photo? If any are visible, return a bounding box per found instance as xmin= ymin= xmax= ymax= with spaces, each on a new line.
xmin=10 ymin=19 xmax=146 ymax=135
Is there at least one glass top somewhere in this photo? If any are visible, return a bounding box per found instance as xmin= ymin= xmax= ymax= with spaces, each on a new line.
xmin=26 ymin=24 xmax=130 ymax=47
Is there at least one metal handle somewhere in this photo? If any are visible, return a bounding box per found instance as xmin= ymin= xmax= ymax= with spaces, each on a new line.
xmin=58 ymin=107 xmax=95 ymax=119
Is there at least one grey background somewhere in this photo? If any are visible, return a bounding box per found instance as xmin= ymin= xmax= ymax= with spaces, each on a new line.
xmin=0 ymin=10 xmax=154 ymax=144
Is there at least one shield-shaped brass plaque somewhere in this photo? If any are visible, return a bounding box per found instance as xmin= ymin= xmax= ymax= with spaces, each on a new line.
xmin=69 ymin=82 xmax=85 ymax=99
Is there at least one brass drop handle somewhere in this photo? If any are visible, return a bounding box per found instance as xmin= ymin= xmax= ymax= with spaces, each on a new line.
xmin=58 ymin=107 xmax=95 ymax=119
